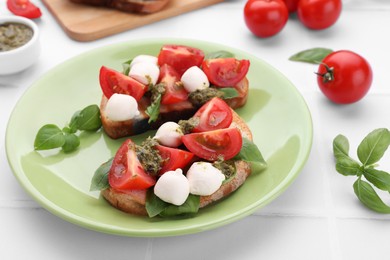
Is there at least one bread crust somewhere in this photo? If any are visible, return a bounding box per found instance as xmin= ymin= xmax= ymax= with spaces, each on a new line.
xmin=69 ymin=0 xmax=170 ymax=13
xmin=101 ymin=110 xmax=252 ymax=216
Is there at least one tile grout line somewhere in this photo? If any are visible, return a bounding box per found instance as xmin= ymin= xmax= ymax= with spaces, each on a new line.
xmin=144 ymin=238 xmax=154 ymax=260
xmin=315 ymin=113 xmax=343 ymax=260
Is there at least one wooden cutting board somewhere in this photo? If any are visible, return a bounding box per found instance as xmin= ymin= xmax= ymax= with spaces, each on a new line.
xmin=42 ymin=0 xmax=224 ymax=42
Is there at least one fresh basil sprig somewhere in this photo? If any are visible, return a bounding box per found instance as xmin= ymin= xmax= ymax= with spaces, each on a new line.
xmin=34 ymin=104 xmax=102 ymax=153
xmin=333 ymin=128 xmax=390 ymax=213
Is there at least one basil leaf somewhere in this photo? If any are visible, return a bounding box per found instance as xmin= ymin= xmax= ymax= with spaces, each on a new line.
xmin=353 ymin=178 xmax=390 ymax=213
xmin=146 ymin=94 xmax=161 ymax=124
xmin=68 ymin=110 xmax=81 ymax=134
xmin=234 ymin=138 xmax=267 ymax=174
xmin=146 ymin=190 xmax=168 ymax=217
xmin=122 ymin=59 xmax=132 ymax=75
xmin=357 ymin=128 xmax=390 ymax=166
xmin=34 ymin=124 xmax=66 ymax=150
xmin=146 ymin=192 xmax=200 ymax=218
xmin=333 ymin=134 xmax=350 ymax=160
xmin=62 ymin=133 xmax=80 ymax=153
xmin=205 ymin=50 xmax=234 ymax=60
xmin=75 ymin=104 xmax=102 ymax=131
xmin=289 ymin=48 xmax=333 ymax=64
xmin=335 ymin=157 xmax=362 ymax=176
xmin=90 ymin=158 xmax=113 ymax=191
xmin=159 ymin=194 xmax=200 ymax=217
xmin=363 ymin=168 xmax=390 ymax=192
xmin=219 ymin=87 xmax=239 ymax=99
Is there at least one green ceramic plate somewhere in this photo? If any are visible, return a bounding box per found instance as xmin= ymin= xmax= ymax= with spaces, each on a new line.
xmin=6 ymin=39 xmax=312 ymax=237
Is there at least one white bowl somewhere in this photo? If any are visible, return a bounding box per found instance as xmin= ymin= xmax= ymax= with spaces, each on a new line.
xmin=0 ymin=16 xmax=40 ymax=75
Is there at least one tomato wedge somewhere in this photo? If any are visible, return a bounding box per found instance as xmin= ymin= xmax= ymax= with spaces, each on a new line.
xmin=159 ymin=64 xmax=188 ymax=105
xmin=157 ymin=44 xmax=205 ymax=76
xmin=108 ymin=139 xmax=156 ymax=190
xmin=182 ymin=128 xmax=243 ymax=161
xmin=202 ymin=58 xmax=250 ymax=87
xmin=156 ymin=145 xmax=194 ymax=174
xmin=7 ymin=0 xmax=42 ymax=19
xmin=192 ymin=97 xmax=233 ymax=133
xmin=99 ymin=66 xmax=147 ymax=100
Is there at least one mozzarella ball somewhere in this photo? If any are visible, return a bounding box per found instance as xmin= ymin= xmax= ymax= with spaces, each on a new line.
xmin=181 ymin=66 xmax=210 ymax=93
xmin=154 ymin=169 xmax=190 ymax=206
xmin=130 ymin=55 xmax=158 ymax=68
xmin=186 ymin=162 xmax=225 ymax=196
xmin=105 ymin=93 xmax=140 ymax=121
xmin=129 ymin=62 xmax=160 ymax=85
xmin=154 ymin=121 xmax=183 ymax=147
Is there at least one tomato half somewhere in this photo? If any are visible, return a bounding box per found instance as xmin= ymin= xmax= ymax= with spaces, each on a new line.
xmin=157 ymin=44 xmax=205 ymax=76
xmin=159 ymin=64 xmax=188 ymax=105
xmin=182 ymin=128 xmax=243 ymax=161
xmin=156 ymin=145 xmax=194 ymax=174
xmin=316 ymin=50 xmax=373 ymax=104
xmin=244 ymin=0 xmax=289 ymax=38
xmin=297 ymin=0 xmax=342 ymax=30
xmin=192 ymin=97 xmax=233 ymax=133
xmin=108 ymin=139 xmax=156 ymax=190
xmin=7 ymin=0 xmax=42 ymax=19
xmin=202 ymin=58 xmax=250 ymax=87
xmin=99 ymin=66 xmax=147 ymax=100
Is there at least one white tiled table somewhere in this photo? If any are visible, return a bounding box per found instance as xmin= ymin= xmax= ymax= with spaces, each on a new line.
xmin=1 ymin=0 xmax=390 ymax=259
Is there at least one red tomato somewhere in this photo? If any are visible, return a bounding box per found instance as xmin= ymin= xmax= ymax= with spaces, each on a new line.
xmin=156 ymin=145 xmax=194 ymax=174
xmin=316 ymin=50 xmax=373 ymax=104
xmin=157 ymin=45 xmax=205 ymax=76
xmin=297 ymin=0 xmax=342 ymax=30
xmin=182 ymin=128 xmax=243 ymax=161
xmin=99 ymin=66 xmax=147 ymax=100
xmin=7 ymin=0 xmax=42 ymax=19
xmin=244 ymin=0 xmax=289 ymax=38
xmin=282 ymin=0 xmax=299 ymax=13
xmin=159 ymin=64 xmax=188 ymax=105
xmin=192 ymin=97 xmax=233 ymax=133
xmin=202 ymin=58 xmax=250 ymax=87
xmin=108 ymin=139 xmax=156 ymax=190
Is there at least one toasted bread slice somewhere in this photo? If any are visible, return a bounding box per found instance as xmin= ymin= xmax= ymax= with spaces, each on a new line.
xmin=100 ymin=77 xmax=249 ymax=139
xmin=101 ymin=110 xmax=252 ymax=216
xmin=70 ymin=0 xmax=170 ymax=13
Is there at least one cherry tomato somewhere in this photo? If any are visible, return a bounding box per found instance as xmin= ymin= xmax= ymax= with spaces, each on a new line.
xmin=297 ymin=0 xmax=342 ymax=30
xmin=157 ymin=45 xmax=205 ymax=76
xmin=192 ymin=97 xmax=233 ymax=133
xmin=7 ymin=0 xmax=42 ymax=19
xmin=182 ymin=128 xmax=243 ymax=161
xmin=108 ymin=139 xmax=156 ymax=190
xmin=202 ymin=58 xmax=250 ymax=87
xmin=244 ymin=0 xmax=289 ymax=38
xmin=316 ymin=50 xmax=373 ymax=104
xmin=282 ymin=0 xmax=299 ymax=13
xmin=159 ymin=64 xmax=188 ymax=105
xmin=156 ymin=145 xmax=194 ymax=174
xmin=99 ymin=66 xmax=147 ymax=100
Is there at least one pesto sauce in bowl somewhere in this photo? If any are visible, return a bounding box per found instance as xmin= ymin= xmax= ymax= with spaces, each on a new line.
xmin=0 ymin=22 xmax=34 ymax=52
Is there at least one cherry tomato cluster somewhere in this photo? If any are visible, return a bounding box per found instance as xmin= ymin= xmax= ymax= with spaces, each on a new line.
xmin=244 ymin=0 xmax=342 ymax=38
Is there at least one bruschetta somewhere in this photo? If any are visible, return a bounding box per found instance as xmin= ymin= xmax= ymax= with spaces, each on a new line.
xmin=99 ymin=44 xmax=250 ymax=139
xmin=91 ymin=97 xmax=267 ymax=217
